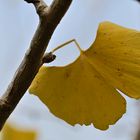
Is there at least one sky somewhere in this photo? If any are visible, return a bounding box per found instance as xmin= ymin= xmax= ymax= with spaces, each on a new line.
xmin=0 ymin=0 xmax=140 ymax=140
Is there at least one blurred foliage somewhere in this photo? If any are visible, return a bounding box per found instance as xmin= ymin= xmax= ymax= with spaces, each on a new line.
xmin=1 ymin=123 xmax=36 ymax=140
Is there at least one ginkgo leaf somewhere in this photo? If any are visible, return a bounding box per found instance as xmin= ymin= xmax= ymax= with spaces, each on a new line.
xmin=30 ymin=64 xmax=126 ymax=130
xmin=86 ymin=22 xmax=140 ymax=99
xmin=29 ymin=21 xmax=140 ymax=130
xmin=2 ymin=123 xmax=36 ymax=140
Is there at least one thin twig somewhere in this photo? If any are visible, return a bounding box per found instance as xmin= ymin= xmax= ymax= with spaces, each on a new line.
xmin=0 ymin=0 xmax=72 ymax=130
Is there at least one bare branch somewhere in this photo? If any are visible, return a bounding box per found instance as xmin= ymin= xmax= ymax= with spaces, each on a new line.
xmin=0 ymin=0 xmax=72 ymax=130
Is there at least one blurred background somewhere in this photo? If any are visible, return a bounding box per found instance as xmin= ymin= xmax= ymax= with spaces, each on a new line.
xmin=0 ymin=0 xmax=140 ymax=140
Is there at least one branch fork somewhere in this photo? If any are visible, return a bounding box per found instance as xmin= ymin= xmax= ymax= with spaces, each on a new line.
xmin=24 ymin=0 xmax=48 ymax=17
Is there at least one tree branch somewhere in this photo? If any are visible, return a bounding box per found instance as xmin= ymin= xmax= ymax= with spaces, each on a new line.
xmin=0 ymin=0 xmax=72 ymax=130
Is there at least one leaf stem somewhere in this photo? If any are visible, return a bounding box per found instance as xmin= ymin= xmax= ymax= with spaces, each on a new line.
xmin=51 ymin=39 xmax=82 ymax=53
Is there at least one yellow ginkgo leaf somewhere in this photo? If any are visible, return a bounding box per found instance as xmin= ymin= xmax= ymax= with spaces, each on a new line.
xmin=86 ymin=21 xmax=140 ymax=99
xmin=30 ymin=65 xmax=126 ymax=130
xmin=2 ymin=123 xmax=36 ymax=140
xmin=29 ymin=21 xmax=140 ymax=130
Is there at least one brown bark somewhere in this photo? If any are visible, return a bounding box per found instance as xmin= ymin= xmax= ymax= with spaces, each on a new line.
xmin=0 ymin=0 xmax=72 ymax=130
